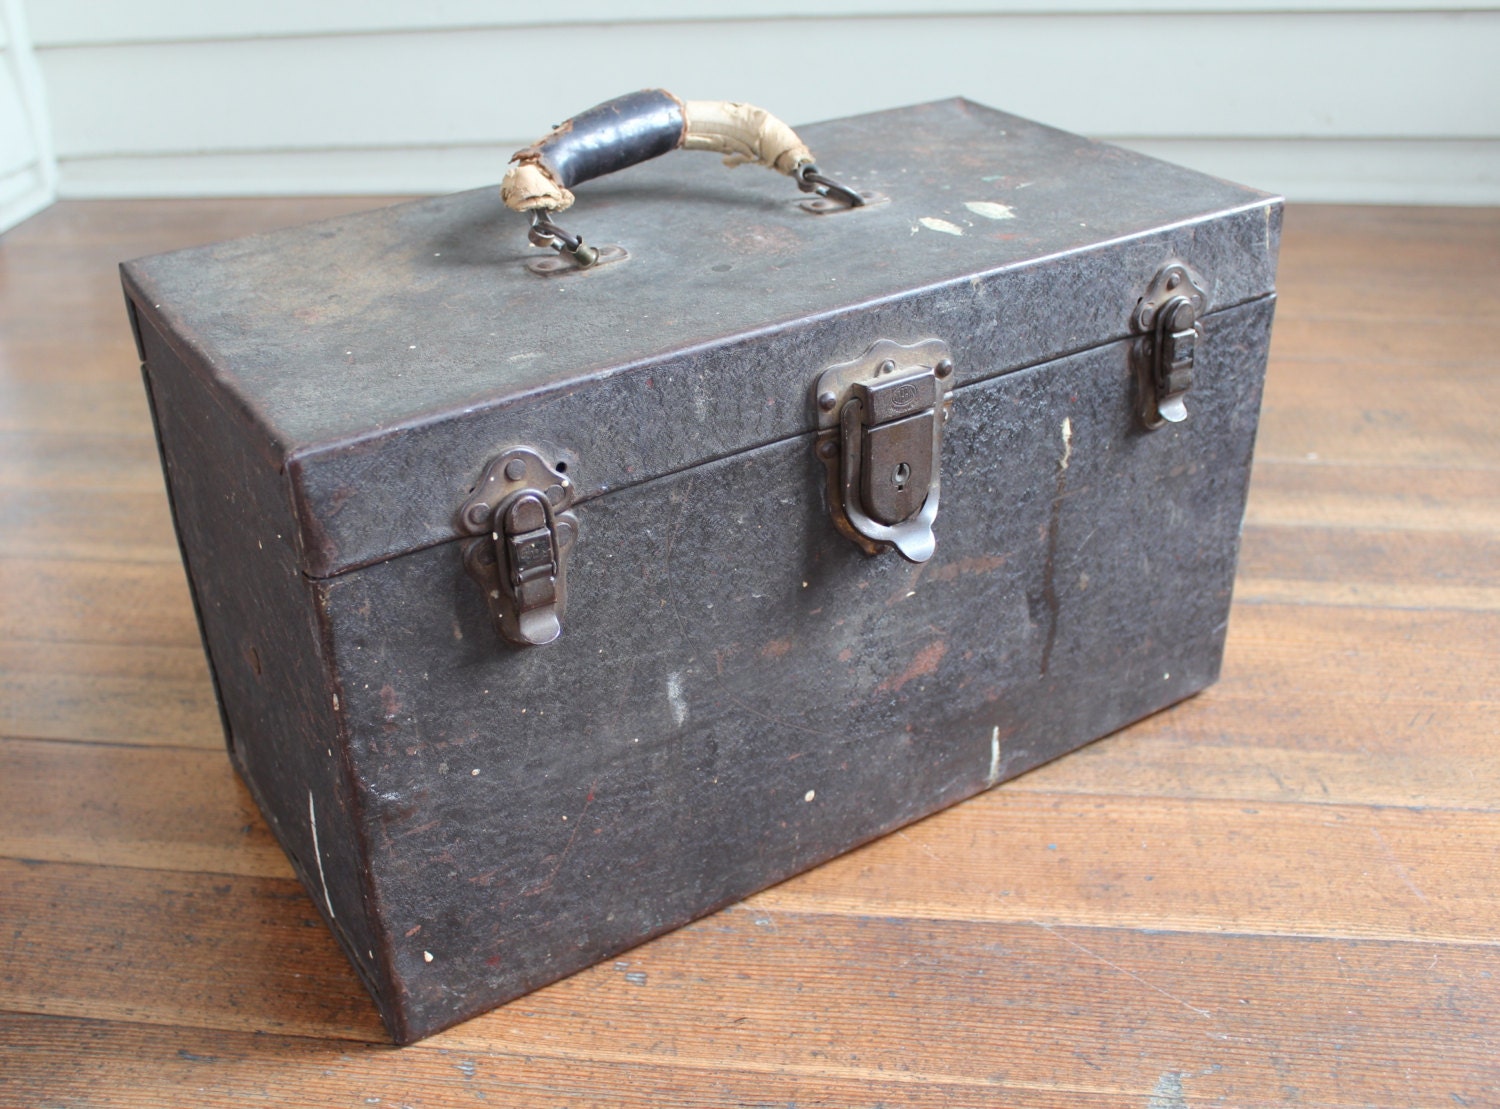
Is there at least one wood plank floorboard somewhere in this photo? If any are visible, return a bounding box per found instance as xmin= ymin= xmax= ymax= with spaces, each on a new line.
xmin=1 ymin=197 xmax=1496 ymax=1107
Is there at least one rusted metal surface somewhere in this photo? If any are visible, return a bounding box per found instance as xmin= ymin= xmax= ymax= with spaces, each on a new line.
xmin=124 ymin=98 xmax=1280 ymax=1043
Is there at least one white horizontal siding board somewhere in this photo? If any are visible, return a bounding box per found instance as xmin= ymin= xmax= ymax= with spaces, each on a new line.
xmin=1114 ymin=137 xmax=1500 ymax=204
xmin=55 ymin=137 xmax=1500 ymax=205
xmin=38 ymin=10 xmax=1500 ymax=163
xmin=27 ymin=0 xmax=1500 ymax=47
xmin=0 ymin=0 xmax=54 ymax=230
xmin=56 ymin=144 xmax=506 ymax=197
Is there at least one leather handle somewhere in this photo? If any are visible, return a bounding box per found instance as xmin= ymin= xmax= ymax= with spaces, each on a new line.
xmin=502 ymin=89 xmax=816 ymax=214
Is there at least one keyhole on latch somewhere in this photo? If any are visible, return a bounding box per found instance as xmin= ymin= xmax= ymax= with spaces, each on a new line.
xmin=892 ymin=462 xmax=911 ymax=490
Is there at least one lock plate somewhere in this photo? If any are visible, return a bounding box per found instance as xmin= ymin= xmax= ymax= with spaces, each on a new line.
xmin=814 ymin=338 xmax=953 ymax=563
xmin=458 ymin=447 xmax=579 ymax=647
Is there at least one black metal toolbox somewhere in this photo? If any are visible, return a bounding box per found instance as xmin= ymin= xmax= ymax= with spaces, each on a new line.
xmin=122 ymin=97 xmax=1280 ymax=1043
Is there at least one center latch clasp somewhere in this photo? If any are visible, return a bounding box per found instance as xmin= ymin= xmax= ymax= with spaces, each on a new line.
xmin=813 ymin=338 xmax=953 ymax=564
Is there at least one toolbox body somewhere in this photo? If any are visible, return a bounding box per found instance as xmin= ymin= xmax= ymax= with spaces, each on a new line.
xmin=122 ymin=99 xmax=1280 ymax=1043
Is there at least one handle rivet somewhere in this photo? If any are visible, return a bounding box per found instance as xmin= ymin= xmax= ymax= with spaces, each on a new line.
xmin=465 ymin=503 xmax=491 ymax=528
xmin=879 ymin=359 xmax=897 ymax=375
xmin=818 ymin=440 xmax=839 ymax=459
xmin=935 ymin=358 xmax=954 ymax=379
xmin=504 ymin=458 xmax=527 ymax=481
xmin=817 ymin=391 xmax=838 ymax=411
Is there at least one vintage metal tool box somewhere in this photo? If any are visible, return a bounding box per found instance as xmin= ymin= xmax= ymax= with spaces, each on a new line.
xmin=122 ymin=97 xmax=1280 ymax=1043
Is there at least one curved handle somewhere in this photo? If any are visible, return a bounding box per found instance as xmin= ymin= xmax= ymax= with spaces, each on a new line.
xmin=502 ymin=89 xmax=815 ymax=214
xmin=502 ymin=90 xmax=871 ymax=268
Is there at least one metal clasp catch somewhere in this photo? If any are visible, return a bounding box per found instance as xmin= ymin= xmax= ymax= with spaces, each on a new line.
xmin=813 ymin=338 xmax=953 ymax=563
xmin=459 ymin=448 xmax=579 ymax=647
xmin=1134 ymin=262 xmax=1208 ymax=429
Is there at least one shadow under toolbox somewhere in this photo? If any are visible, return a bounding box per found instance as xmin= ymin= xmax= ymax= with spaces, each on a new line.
xmin=121 ymin=96 xmax=1280 ymax=1043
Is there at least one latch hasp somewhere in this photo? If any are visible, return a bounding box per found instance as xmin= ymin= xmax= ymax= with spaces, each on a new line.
xmin=458 ymin=447 xmax=579 ymax=647
xmin=813 ymin=338 xmax=953 ymax=563
xmin=1134 ymin=262 xmax=1209 ymax=429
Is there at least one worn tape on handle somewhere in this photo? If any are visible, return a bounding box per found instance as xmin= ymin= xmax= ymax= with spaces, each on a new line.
xmin=501 ymin=91 xmax=815 ymax=214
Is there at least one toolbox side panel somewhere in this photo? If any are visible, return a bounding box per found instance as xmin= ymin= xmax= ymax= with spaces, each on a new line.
xmin=324 ymin=295 xmax=1273 ymax=1041
xmin=133 ymin=310 xmax=390 ymax=1011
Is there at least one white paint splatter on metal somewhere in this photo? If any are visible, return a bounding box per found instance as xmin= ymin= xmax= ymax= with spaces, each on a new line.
xmin=964 ymin=201 xmax=1017 ymax=220
xmin=667 ymin=672 xmax=687 ymax=726
xmin=988 ymin=726 xmax=1002 ymax=786
xmin=308 ymin=789 xmax=336 ymax=919
xmin=919 ymin=216 xmax=964 ymax=236
xmin=804 ymin=790 xmax=816 ymax=802
xmin=1060 ymin=417 xmax=1073 ymax=471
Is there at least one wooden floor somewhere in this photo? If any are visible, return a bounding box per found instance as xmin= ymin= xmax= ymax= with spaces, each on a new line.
xmin=1 ymin=199 xmax=1496 ymax=1107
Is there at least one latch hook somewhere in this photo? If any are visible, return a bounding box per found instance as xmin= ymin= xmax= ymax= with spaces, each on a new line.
xmin=459 ymin=448 xmax=579 ymax=647
xmin=1134 ymin=263 xmax=1208 ymax=430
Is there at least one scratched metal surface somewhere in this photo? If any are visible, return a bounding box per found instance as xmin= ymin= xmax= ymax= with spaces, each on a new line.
xmin=121 ymin=98 xmax=1280 ymax=577
xmin=310 ymin=297 xmax=1272 ymax=1040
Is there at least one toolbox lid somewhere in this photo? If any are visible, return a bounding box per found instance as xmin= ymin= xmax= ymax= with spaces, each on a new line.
xmin=123 ymin=98 xmax=1280 ymax=579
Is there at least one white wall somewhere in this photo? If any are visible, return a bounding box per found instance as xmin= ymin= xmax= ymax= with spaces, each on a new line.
xmin=14 ymin=2 xmax=1500 ymax=209
xmin=0 ymin=0 xmax=54 ymax=231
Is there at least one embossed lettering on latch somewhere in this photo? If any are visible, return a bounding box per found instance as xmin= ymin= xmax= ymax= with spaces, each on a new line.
xmin=1134 ymin=263 xmax=1209 ymax=429
xmin=458 ymin=448 xmax=578 ymax=647
xmin=813 ymin=338 xmax=953 ymax=564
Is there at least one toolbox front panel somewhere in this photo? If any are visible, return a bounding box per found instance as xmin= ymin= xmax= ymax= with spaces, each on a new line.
xmin=322 ymin=295 xmax=1272 ymax=1040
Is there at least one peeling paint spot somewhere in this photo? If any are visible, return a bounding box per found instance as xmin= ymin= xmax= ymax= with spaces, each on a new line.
xmin=760 ymin=637 xmax=794 ymax=660
xmin=423 ymin=950 xmax=434 ymax=963
xmin=964 ymin=201 xmax=1016 ymax=220
xmin=926 ymin=554 xmax=1007 ymax=584
xmin=308 ymin=791 xmax=335 ymax=919
xmin=379 ymin=683 xmax=401 ymax=726
xmin=919 ymin=216 xmax=964 ymax=236
xmin=804 ymin=790 xmax=816 ymax=803
xmin=1060 ymin=417 xmax=1073 ymax=471
xmin=876 ymin=640 xmax=948 ymax=695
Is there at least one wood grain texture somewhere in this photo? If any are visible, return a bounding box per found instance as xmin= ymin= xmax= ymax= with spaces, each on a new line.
xmin=0 ymin=198 xmax=1496 ymax=1106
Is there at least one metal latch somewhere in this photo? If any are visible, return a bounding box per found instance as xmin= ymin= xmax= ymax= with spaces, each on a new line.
xmin=458 ymin=448 xmax=579 ymax=647
xmin=813 ymin=338 xmax=953 ymax=563
xmin=1134 ymin=262 xmax=1208 ymax=429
